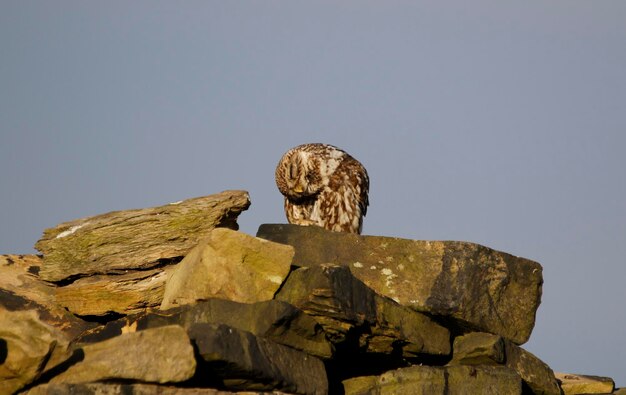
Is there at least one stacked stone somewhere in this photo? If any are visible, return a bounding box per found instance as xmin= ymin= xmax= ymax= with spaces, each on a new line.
xmin=0 ymin=191 xmax=620 ymax=394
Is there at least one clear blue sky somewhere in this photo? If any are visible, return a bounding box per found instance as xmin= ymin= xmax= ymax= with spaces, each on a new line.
xmin=2 ymin=1 xmax=625 ymax=386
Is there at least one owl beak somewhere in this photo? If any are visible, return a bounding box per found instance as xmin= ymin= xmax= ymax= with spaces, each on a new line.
xmin=293 ymin=185 xmax=304 ymax=194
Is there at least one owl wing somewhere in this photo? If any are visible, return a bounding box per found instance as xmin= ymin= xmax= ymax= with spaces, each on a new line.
xmin=344 ymin=156 xmax=369 ymax=217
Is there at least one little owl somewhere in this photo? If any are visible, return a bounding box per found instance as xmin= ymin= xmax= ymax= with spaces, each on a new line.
xmin=275 ymin=143 xmax=369 ymax=234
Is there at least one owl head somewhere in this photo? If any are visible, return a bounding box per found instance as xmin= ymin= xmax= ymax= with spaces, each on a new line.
xmin=275 ymin=147 xmax=324 ymax=200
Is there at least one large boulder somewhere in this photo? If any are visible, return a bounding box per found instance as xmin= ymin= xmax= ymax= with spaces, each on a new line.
xmin=189 ymin=323 xmax=328 ymax=395
xmin=36 ymin=191 xmax=251 ymax=282
xmin=257 ymin=224 xmax=543 ymax=344
xmin=161 ymin=228 xmax=294 ymax=309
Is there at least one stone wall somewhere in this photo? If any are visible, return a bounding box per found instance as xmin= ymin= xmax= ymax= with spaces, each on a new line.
xmin=0 ymin=191 xmax=620 ymax=394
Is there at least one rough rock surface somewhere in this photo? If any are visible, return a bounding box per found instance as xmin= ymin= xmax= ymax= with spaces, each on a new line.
xmin=26 ymin=383 xmax=295 ymax=394
xmin=1 ymin=205 xmax=618 ymax=395
xmin=448 ymin=332 xmax=505 ymax=365
xmin=54 ymin=266 xmax=176 ymax=316
xmin=36 ymin=191 xmax=251 ymax=282
xmin=0 ymin=309 xmax=70 ymax=394
xmin=447 ymin=331 xmax=560 ymax=394
xmin=503 ymin=338 xmax=561 ymax=395
xmin=257 ymin=224 xmax=543 ymax=345
xmin=0 ymin=255 xmax=93 ymax=337
xmin=189 ymin=323 xmax=327 ymax=395
xmin=555 ymin=373 xmax=615 ymax=395
xmin=79 ymin=298 xmax=332 ymax=359
xmin=276 ymin=264 xmax=450 ymax=359
xmin=161 ymin=228 xmax=294 ymax=309
xmin=49 ymin=325 xmax=196 ymax=385
xmin=342 ymin=365 xmax=522 ymax=395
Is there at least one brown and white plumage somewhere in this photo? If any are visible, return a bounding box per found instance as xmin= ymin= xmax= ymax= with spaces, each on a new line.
xmin=275 ymin=143 xmax=369 ymax=234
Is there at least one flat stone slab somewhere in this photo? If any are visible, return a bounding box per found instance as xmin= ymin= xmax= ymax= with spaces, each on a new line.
xmin=343 ymin=365 xmax=522 ymax=395
xmin=257 ymin=224 xmax=543 ymax=344
xmin=54 ymin=266 xmax=175 ymax=316
xmin=555 ymin=372 xmax=615 ymax=395
xmin=36 ymin=190 xmax=250 ymax=282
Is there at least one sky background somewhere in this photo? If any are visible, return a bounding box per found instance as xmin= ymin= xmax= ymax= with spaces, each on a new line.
xmin=1 ymin=1 xmax=625 ymax=387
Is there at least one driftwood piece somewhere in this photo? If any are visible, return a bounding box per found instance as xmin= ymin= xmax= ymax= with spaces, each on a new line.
xmin=35 ymin=190 xmax=250 ymax=282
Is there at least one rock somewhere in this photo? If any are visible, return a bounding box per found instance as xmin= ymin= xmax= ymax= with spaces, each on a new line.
xmin=257 ymin=224 xmax=543 ymax=345
xmin=36 ymin=191 xmax=251 ymax=282
xmin=342 ymin=365 xmax=522 ymax=395
xmin=448 ymin=332 xmax=505 ymax=365
xmin=275 ymin=264 xmax=450 ymax=359
xmin=161 ymin=228 xmax=294 ymax=309
xmin=79 ymin=298 xmax=332 ymax=359
xmin=0 ymin=309 xmax=70 ymax=394
xmin=26 ymin=383 xmax=296 ymax=394
xmin=49 ymin=325 xmax=196 ymax=385
xmin=446 ymin=365 xmax=522 ymax=395
xmin=555 ymin=372 xmax=615 ymax=394
xmin=188 ymin=323 xmax=328 ymax=395
xmin=54 ymin=266 xmax=175 ymax=317
xmin=0 ymin=255 xmax=95 ymax=338
xmin=446 ymin=331 xmax=560 ymax=395
xmin=503 ymin=340 xmax=561 ymax=395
